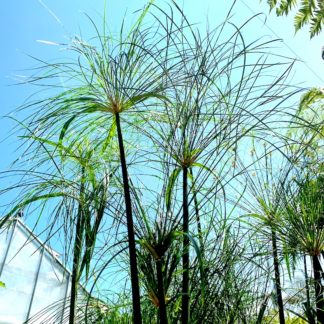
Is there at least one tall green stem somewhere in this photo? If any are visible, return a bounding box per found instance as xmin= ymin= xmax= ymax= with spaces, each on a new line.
xmin=304 ymin=255 xmax=311 ymax=310
xmin=156 ymin=259 xmax=168 ymax=324
xmin=312 ymin=255 xmax=324 ymax=324
xmin=69 ymin=168 xmax=86 ymax=324
xmin=271 ymin=229 xmax=285 ymax=324
xmin=304 ymin=254 xmax=315 ymax=324
xmin=182 ymin=165 xmax=189 ymax=323
xmin=69 ymin=211 xmax=83 ymax=324
xmin=115 ymin=112 xmax=142 ymax=324
xmin=189 ymin=168 xmax=204 ymax=256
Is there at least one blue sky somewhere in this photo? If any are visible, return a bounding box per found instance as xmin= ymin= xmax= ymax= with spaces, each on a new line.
xmin=0 ymin=0 xmax=323 ymax=216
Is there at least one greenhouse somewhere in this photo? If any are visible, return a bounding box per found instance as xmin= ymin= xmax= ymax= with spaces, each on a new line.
xmin=0 ymin=217 xmax=73 ymax=323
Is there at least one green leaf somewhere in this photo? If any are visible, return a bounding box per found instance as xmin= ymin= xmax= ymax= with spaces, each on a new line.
xmin=59 ymin=115 xmax=78 ymax=143
xmin=123 ymin=93 xmax=171 ymax=112
xmin=191 ymin=162 xmax=218 ymax=179
xmin=165 ymin=168 xmax=181 ymax=210
xmin=101 ymin=122 xmax=117 ymax=154
xmin=186 ymin=232 xmax=206 ymax=303
xmin=256 ymin=295 xmax=269 ymax=324
xmin=0 ymin=192 xmax=65 ymax=228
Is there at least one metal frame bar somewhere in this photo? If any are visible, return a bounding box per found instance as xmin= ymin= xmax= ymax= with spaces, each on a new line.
xmin=0 ymin=220 xmax=17 ymax=277
xmin=60 ymin=271 xmax=70 ymax=323
xmin=25 ymin=246 xmax=45 ymax=322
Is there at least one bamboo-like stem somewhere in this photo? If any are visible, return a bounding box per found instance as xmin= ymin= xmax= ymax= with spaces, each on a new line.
xmin=303 ymin=254 xmax=316 ymax=324
xmin=115 ymin=112 xmax=142 ymax=324
xmin=312 ymin=255 xmax=324 ymax=324
xmin=189 ymin=168 xmax=204 ymax=256
xmin=271 ymin=229 xmax=285 ymax=324
xmin=69 ymin=167 xmax=86 ymax=324
xmin=182 ymin=165 xmax=190 ymax=323
xmin=304 ymin=255 xmax=311 ymax=311
xmin=156 ymin=259 xmax=168 ymax=324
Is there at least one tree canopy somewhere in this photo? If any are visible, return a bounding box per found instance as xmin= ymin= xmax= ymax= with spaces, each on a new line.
xmin=265 ymin=0 xmax=324 ymax=38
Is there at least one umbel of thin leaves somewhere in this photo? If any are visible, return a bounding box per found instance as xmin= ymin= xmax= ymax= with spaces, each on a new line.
xmin=0 ymin=134 xmax=118 ymax=323
xmin=15 ymin=4 xmax=175 ymax=323
xmin=234 ymin=142 xmax=297 ymax=324
xmin=279 ymin=171 xmax=324 ymax=323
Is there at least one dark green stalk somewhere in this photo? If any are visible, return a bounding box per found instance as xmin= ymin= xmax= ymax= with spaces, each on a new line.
xmin=69 ymin=210 xmax=84 ymax=324
xmin=189 ymin=168 xmax=204 ymax=256
xmin=69 ymin=168 xmax=86 ymax=324
xmin=182 ymin=165 xmax=189 ymax=324
xmin=304 ymin=254 xmax=316 ymax=324
xmin=312 ymin=255 xmax=324 ymax=324
xmin=304 ymin=254 xmax=311 ymax=312
xmin=115 ymin=112 xmax=142 ymax=324
xmin=79 ymin=199 xmax=105 ymax=277
xmin=271 ymin=229 xmax=285 ymax=324
xmin=156 ymin=259 xmax=168 ymax=324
